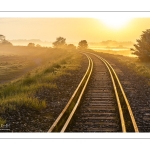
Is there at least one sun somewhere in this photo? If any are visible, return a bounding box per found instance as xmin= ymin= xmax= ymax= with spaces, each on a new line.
xmin=98 ymin=16 xmax=131 ymax=29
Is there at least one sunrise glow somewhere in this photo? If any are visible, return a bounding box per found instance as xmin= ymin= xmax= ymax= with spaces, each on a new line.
xmin=98 ymin=16 xmax=132 ymax=29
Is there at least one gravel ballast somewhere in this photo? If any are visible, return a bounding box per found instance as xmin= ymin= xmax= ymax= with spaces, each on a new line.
xmin=96 ymin=52 xmax=150 ymax=132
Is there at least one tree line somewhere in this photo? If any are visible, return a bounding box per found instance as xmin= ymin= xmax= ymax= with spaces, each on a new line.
xmin=1 ymin=29 xmax=150 ymax=62
xmin=0 ymin=34 xmax=88 ymax=50
xmin=28 ymin=37 xmax=88 ymax=50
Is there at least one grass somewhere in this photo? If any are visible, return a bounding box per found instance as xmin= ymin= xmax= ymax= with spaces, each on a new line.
xmin=115 ymin=56 xmax=150 ymax=78
xmin=0 ymin=55 xmax=29 ymax=82
xmin=96 ymin=50 xmax=150 ymax=79
xmin=0 ymin=94 xmax=46 ymax=113
xmin=0 ymin=46 xmax=70 ymax=84
xmin=43 ymin=63 xmax=61 ymax=74
xmin=0 ymin=49 xmax=82 ymax=123
xmin=0 ymin=118 xmax=6 ymax=125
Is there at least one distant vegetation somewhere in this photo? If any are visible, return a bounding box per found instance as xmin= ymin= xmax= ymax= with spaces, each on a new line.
xmin=0 ymin=35 xmax=13 ymax=46
xmin=28 ymin=42 xmax=35 ymax=47
xmin=52 ymin=36 xmax=76 ymax=50
xmin=89 ymin=40 xmax=133 ymax=48
xmin=78 ymin=40 xmax=88 ymax=50
xmin=27 ymin=43 xmax=41 ymax=48
xmin=131 ymin=29 xmax=150 ymax=61
xmin=52 ymin=37 xmax=67 ymax=49
xmin=9 ymin=39 xmax=50 ymax=47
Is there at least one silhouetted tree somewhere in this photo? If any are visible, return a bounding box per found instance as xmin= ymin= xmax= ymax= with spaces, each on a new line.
xmin=0 ymin=35 xmax=5 ymax=43
xmin=36 ymin=44 xmax=41 ymax=47
xmin=78 ymin=40 xmax=88 ymax=50
xmin=131 ymin=29 xmax=150 ymax=61
xmin=28 ymin=43 xmax=35 ymax=47
xmin=52 ymin=37 xmax=67 ymax=49
xmin=67 ymin=44 xmax=76 ymax=50
xmin=0 ymin=34 xmax=12 ymax=46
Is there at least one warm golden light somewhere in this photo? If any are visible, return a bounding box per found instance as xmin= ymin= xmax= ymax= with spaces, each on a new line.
xmin=98 ymin=16 xmax=132 ymax=29
xmin=1 ymin=18 xmax=150 ymax=43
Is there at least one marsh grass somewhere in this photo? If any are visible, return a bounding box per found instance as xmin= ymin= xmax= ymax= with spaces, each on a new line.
xmin=0 ymin=50 xmax=82 ymax=123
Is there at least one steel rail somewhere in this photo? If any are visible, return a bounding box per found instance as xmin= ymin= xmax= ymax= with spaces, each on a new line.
xmin=48 ymin=53 xmax=93 ymax=132
xmin=48 ymin=52 xmax=138 ymax=132
xmin=88 ymin=52 xmax=139 ymax=132
xmin=96 ymin=55 xmax=126 ymax=132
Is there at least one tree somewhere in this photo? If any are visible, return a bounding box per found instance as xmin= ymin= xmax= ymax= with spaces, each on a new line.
xmin=52 ymin=37 xmax=67 ymax=49
xmin=0 ymin=34 xmax=12 ymax=46
xmin=67 ymin=44 xmax=76 ymax=50
xmin=36 ymin=44 xmax=41 ymax=47
xmin=131 ymin=29 xmax=150 ymax=61
xmin=28 ymin=43 xmax=35 ymax=47
xmin=78 ymin=40 xmax=88 ymax=50
xmin=0 ymin=35 xmax=5 ymax=43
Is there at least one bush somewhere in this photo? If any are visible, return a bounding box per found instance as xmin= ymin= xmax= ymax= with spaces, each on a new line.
xmin=131 ymin=29 xmax=150 ymax=61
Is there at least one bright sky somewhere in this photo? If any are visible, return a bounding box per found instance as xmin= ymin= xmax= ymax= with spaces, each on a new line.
xmin=0 ymin=17 xmax=150 ymax=43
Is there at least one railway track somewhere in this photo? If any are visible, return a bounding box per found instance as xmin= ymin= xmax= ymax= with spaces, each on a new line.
xmin=48 ymin=52 xmax=139 ymax=132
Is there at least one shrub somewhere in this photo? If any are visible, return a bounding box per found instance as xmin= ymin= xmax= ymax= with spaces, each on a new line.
xmin=131 ymin=29 xmax=150 ymax=61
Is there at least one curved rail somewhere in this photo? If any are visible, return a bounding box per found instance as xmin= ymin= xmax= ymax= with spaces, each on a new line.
xmin=48 ymin=53 xmax=93 ymax=132
xmin=87 ymin=52 xmax=139 ymax=132
xmin=48 ymin=52 xmax=139 ymax=132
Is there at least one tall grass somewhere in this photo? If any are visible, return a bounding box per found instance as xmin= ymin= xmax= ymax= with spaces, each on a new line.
xmin=0 ymin=50 xmax=82 ymax=123
xmin=0 ymin=94 xmax=46 ymax=114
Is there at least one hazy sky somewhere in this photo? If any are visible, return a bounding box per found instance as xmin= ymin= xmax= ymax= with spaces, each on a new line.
xmin=1 ymin=18 xmax=150 ymax=43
